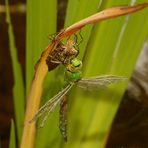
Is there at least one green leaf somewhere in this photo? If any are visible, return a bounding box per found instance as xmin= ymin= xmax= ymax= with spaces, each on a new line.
xmin=5 ymin=0 xmax=24 ymax=143
xmin=25 ymin=0 xmax=58 ymax=147
xmin=26 ymin=0 xmax=57 ymax=93
xmin=64 ymin=0 xmax=148 ymax=148
xmin=9 ymin=120 xmax=16 ymax=148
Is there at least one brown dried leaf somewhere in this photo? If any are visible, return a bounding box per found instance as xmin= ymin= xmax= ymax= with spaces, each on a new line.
xmin=59 ymin=3 xmax=148 ymax=39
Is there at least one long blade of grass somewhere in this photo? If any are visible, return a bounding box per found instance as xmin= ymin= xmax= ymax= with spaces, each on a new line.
xmin=5 ymin=0 xmax=25 ymax=143
xmin=63 ymin=0 xmax=148 ymax=148
xmin=9 ymin=120 xmax=16 ymax=148
xmin=26 ymin=0 xmax=57 ymax=93
xmin=21 ymin=0 xmax=57 ymax=148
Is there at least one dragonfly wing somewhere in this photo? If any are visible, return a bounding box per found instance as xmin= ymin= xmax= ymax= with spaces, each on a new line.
xmin=59 ymin=96 xmax=68 ymax=141
xmin=29 ymin=83 xmax=74 ymax=124
xmin=77 ymin=75 xmax=127 ymax=90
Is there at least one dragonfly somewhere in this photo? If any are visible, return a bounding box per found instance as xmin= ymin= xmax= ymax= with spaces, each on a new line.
xmin=30 ymin=39 xmax=126 ymax=141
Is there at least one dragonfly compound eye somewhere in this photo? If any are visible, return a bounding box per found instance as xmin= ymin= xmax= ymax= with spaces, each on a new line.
xmin=71 ymin=58 xmax=82 ymax=69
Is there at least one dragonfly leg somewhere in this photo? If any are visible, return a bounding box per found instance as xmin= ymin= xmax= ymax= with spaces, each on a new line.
xmin=48 ymin=32 xmax=57 ymax=41
xmin=74 ymin=34 xmax=78 ymax=45
xmin=78 ymin=30 xmax=83 ymax=45
xmin=50 ymin=59 xmax=62 ymax=64
xmin=48 ymin=54 xmax=62 ymax=64
xmin=74 ymin=30 xmax=83 ymax=46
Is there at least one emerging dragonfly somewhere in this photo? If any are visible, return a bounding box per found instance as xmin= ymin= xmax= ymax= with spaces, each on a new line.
xmin=30 ymin=38 xmax=126 ymax=141
xmin=45 ymin=31 xmax=82 ymax=71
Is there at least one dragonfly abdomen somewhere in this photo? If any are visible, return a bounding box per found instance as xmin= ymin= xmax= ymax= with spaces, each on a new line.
xmin=59 ymin=96 xmax=68 ymax=141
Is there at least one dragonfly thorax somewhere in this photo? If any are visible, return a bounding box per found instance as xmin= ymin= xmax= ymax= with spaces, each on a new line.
xmin=65 ymin=70 xmax=82 ymax=82
xmin=65 ymin=58 xmax=82 ymax=82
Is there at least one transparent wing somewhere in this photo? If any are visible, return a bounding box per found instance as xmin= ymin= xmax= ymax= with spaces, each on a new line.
xmin=29 ymin=83 xmax=74 ymax=127
xmin=77 ymin=75 xmax=127 ymax=90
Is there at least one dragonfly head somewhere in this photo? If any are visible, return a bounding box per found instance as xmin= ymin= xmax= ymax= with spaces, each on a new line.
xmin=66 ymin=58 xmax=82 ymax=72
xmin=71 ymin=58 xmax=82 ymax=69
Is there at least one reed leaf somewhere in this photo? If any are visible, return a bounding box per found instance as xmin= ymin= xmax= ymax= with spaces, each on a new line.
xmin=9 ymin=120 xmax=16 ymax=148
xmin=64 ymin=0 xmax=148 ymax=148
xmin=22 ymin=0 xmax=57 ymax=148
xmin=5 ymin=0 xmax=24 ymax=143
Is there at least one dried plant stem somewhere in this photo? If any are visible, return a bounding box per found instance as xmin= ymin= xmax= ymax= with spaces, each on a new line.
xmin=20 ymin=43 xmax=56 ymax=148
xmin=60 ymin=3 xmax=148 ymax=39
xmin=20 ymin=62 xmax=48 ymax=148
